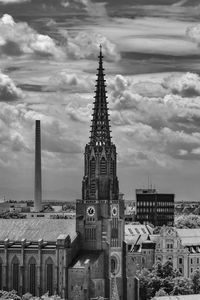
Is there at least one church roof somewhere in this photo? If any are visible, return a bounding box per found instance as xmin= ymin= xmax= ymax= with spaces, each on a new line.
xmin=0 ymin=219 xmax=76 ymax=242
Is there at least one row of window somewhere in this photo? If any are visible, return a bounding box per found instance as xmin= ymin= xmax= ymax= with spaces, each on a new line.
xmin=85 ymin=228 xmax=96 ymax=241
xmin=0 ymin=257 xmax=53 ymax=295
xmin=137 ymin=208 xmax=174 ymax=213
xmin=137 ymin=201 xmax=174 ymax=207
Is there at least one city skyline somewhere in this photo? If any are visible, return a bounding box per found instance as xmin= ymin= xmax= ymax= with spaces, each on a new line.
xmin=0 ymin=0 xmax=200 ymax=201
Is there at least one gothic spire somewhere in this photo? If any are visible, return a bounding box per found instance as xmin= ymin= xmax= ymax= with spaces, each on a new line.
xmin=90 ymin=45 xmax=111 ymax=146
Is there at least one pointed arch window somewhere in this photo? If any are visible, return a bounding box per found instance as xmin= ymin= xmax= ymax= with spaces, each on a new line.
xmin=110 ymin=159 xmax=114 ymax=175
xmin=0 ymin=257 xmax=2 ymax=290
xmin=12 ymin=256 xmax=19 ymax=293
xmin=100 ymin=157 xmax=107 ymax=175
xmin=90 ymin=158 xmax=96 ymax=177
xmin=46 ymin=257 xmax=53 ymax=296
xmin=29 ymin=257 xmax=36 ymax=295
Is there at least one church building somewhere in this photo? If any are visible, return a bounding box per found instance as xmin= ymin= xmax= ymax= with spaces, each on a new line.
xmin=0 ymin=47 xmax=137 ymax=300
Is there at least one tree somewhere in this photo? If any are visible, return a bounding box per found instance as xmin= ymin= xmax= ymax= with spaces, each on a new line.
xmin=155 ymin=288 xmax=168 ymax=297
xmin=175 ymin=214 xmax=200 ymax=229
xmin=170 ymin=277 xmax=193 ymax=295
xmin=191 ymin=269 xmax=200 ymax=294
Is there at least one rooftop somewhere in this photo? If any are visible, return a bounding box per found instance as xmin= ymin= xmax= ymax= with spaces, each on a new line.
xmin=125 ymin=224 xmax=153 ymax=236
xmin=153 ymin=295 xmax=200 ymax=300
xmin=0 ymin=219 xmax=76 ymax=242
xmin=177 ymin=228 xmax=200 ymax=246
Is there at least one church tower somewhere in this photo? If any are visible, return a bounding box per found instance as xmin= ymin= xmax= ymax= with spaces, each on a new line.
xmin=76 ymin=46 xmax=124 ymax=300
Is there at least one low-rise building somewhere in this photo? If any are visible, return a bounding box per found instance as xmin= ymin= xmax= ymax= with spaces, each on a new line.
xmin=156 ymin=227 xmax=200 ymax=278
xmin=125 ymin=225 xmax=200 ymax=279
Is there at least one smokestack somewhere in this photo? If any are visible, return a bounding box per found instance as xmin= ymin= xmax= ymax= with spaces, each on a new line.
xmin=34 ymin=120 xmax=42 ymax=212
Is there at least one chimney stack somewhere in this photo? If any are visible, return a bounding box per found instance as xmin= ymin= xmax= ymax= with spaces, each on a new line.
xmin=34 ymin=120 xmax=42 ymax=212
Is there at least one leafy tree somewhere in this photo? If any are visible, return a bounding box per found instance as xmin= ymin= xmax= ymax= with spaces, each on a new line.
xmin=175 ymin=214 xmax=200 ymax=229
xmin=170 ymin=277 xmax=193 ymax=295
xmin=155 ymin=288 xmax=168 ymax=297
xmin=191 ymin=269 xmax=200 ymax=294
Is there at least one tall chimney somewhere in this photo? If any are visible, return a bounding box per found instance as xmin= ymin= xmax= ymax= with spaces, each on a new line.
xmin=34 ymin=120 xmax=42 ymax=212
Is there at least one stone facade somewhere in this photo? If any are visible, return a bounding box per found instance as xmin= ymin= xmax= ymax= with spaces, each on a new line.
xmin=0 ymin=233 xmax=79 ymax=298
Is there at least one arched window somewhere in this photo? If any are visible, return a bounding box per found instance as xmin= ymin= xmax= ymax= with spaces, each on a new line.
xmin=100 ymin=157 xmax=107 ymax=175
xmin=46 ymin=257 xmax=53 ymax=296
xmin=12 ymin=256 xmax=19 ymax=292
xmin=110 ymin=256 xmax=117 ymax=275
xmin=0 ymin=257 xmax=2 ymax=290
xmin=29 ymin=257 xmax=36 ymax=295
xmin=110 ymin=159 xmax=114 ymax=175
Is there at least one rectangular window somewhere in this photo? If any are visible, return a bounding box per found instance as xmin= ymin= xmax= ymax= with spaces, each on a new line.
xmin=191 ymin=258 xmax=193 ymax=264
xmin=179 ymin=268 xmax=183 ymax=274
xmin=198 ymin=258 xmax=199 ymax=264
xmin=179 ymin=258 xmax=183 ymax=264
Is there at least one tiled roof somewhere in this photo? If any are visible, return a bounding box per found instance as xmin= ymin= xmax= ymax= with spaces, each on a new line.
xmin=177 ymin=228 xmax=200 ymax=246
xmin=0 ymin=219 xmax=76 ymax=242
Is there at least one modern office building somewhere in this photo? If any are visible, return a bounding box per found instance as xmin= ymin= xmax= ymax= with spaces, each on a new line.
xmin=136 ymin=189 xmax=174 ymax=226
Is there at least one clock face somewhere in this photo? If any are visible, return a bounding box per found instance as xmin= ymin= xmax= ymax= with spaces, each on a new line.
xmin=112 ymin=206 xmax=118 ymax=217
xmin=87 ymin=206 xmax=95 ymax=216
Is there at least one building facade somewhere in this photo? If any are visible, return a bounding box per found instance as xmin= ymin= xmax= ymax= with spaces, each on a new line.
xmin=136 ymin=189 xmax=174 ymax=226
xmin=125 ymin=224 xmax=200 ymax=280
xmin=0 ymin=219 xmax=79 ymax=298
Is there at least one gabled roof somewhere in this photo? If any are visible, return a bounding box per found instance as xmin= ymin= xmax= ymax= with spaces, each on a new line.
xmin=0 ymin=219 xmax=76 ymax=242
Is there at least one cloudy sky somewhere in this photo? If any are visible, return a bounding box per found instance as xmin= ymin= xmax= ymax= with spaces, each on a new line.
xmin=0 ymin=0 xmax=200 ymax=201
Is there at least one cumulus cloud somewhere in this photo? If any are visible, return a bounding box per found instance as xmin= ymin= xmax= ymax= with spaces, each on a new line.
xmin=106 ymin=72 xmax=200 ymax=164
xmin=0 ymin=102 xmax=82 ymax=160
xmin=0 ymin=14 xmax=119 ymax=62
xmin=162 ymin=72 xmax=200 ymax=97
xmin=65 ymin=102 xmax=91 ymax=123
xmin=45 ymin=72 xmax=94 ymax=92
xmin=61 ymin=30 xmax=120 ymax=62
xmin=186 ymin=24 xmax=200 ymax=46
xmin=0 ymin=70 xmax=23 ymax=101
xmin=0 ymin=14 xmax=65 ymax=59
